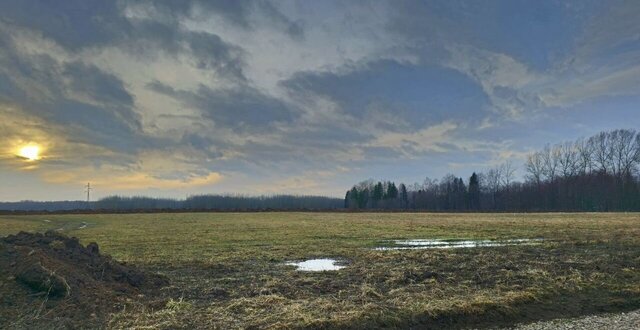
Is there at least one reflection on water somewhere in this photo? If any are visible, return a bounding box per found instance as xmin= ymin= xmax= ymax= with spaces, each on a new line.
xmin=375 ymin=238 xmax=544 ymax=250
xmin=286 ymin=258 xmax=346 ymax=271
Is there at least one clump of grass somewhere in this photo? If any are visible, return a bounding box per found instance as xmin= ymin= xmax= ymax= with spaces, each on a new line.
xmin=49 ymin=240 xmax=65 ymax=250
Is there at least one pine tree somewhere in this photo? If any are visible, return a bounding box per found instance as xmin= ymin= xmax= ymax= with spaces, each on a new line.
xmin=358 ymin=188 xmax=370 ymax=209
xmin=372 ymin=182 xmax=384 ymax=207
xmin=469 ymin=172 xmax=480 ymax=210
xmin=399 ymin=183 xmax=408 ymax=208
xmin=344 ymin=190 xmax=350 ymax=208
xmin=348 ymin=187 xmax=359 ymax=209
xmin=385 ymin=182 xmax=398 ymax=199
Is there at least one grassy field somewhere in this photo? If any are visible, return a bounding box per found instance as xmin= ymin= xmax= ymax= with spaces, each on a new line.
xmin=1 ymin=212 xmax=639 ymax=329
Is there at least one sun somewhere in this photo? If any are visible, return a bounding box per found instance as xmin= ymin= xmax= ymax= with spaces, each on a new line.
xmin=18 ymin=145 xmax=41 ymax=161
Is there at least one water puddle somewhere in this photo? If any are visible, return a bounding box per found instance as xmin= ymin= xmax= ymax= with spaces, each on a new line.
xmin=375 ymin=238 xmax=544 ymax=250
xmin=285 ymin=258 xmax=346 ymax=272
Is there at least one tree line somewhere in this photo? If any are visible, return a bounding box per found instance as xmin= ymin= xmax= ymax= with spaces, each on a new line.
xmin=345 ymin=129 xmax=640 ymax=211
xmin=0 ymin=194 xmax=343 ymax=212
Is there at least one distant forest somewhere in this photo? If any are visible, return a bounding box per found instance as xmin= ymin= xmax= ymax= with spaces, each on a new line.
xmin=346 ymin=129 xmax=640 ymax=212
xmin=0 ymin=195 xmax=343 ymax=212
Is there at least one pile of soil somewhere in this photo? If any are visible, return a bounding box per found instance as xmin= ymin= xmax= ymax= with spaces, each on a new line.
xmin=0 ymin=231 xmax=169 ymax=328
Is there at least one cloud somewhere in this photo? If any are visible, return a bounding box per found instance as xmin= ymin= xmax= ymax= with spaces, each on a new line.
xmin=125 ymin=0 xmax=304 ymax=39
xmin=443 ymin=45 xmax=544 ymax=117
xmin=0 ymin=104 xmax=139 ymax=173
xmin=0 ymin=35 xmax=146 ymax=154
xmin=0 ymin=0 xmax=130 ymax=50
xmin=281 ymin=59 xmax=488 ymax=127
xmin=536 ymin=1 xmax=640 ymax=108
xmin=146 ymin=80 xmax=295 ymax=130
xmin=42 ymin=168 xmax=223 ymax=190
xmin=2 ymin=1 xmax=640 ymax=199
xmin=367 ymin=121 xmax=458 ymax=156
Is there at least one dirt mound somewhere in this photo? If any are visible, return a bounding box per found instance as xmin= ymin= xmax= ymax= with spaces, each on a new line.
xmin=0 ymin=231 xmax=169 ymax=328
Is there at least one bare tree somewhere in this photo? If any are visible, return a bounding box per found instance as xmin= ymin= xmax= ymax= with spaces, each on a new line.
xmin=574 ymin=138 xmax=593 ymax=175
xmin=609 ymin=129 xmax=639 ymax=178
xmin=558 ymin=141 xmax=579 ymax=178
xmin=482 ymin=168 xmax=501 ymax=194
xmin=500 ymin=160 xmax=516 ymax=187
xmin=525 ymin=151 xmax=545 ymax=185
xmin=589 ymin=132 xmax=614 ymax=174
xmin=480 ymin=166 xmax=503 ymax=208
xmin=541 ymin=144 xmax=560 ymax=181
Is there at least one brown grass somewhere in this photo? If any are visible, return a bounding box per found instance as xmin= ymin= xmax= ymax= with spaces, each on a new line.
xmin=1 ymin=212 xmax=639 ymax=328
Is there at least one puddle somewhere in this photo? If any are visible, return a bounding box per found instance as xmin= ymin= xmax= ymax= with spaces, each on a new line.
xmin=286 ymin=258 xmax=346 ymax=272
xmin=375 ymin=238 xmax=544 ymax=250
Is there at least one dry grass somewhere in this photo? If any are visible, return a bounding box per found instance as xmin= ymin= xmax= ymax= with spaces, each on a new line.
xmin=1 ymin=212 xmax=639 ymax=328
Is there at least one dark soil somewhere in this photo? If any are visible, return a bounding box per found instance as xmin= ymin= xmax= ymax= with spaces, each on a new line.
xmin=0 ymin=231 xmax=169 ymax=329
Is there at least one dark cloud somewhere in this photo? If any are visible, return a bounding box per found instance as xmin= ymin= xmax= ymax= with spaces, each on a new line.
xmin=146 ymin=0 xmax=304 ymax=39
xmin=0 ymin=0 xmax=130 ymax=50
xmin=0 ymin=32 xmax=148 ymax=154
xmin=0 ymin=0 xmax=304 ymax=49
xmin=147 ymin=81 xmax=295 ymax=131
xmin=386 ymin=0 xmax=600 ymax=70
xmin=255 ymin=1 xmax=305 ymax=40
xmin=114 ymin=21 xmax=248 ymax=82
xmin=122 ymin=0 xmax=303 ymax=41
xmin=0 ymin=0 xmax=291 ymax=159
xmin=183 ymin=31 xmax=247 ymax=82
xmin=281 ymin=59 xmax=489 ymax=128
xmin=0 ymin=1 xmax=299 ymax=83
xmin=48 ymin=100 xmax=142 ymax=152
xmin=63 ymin=62 xmax=134 ymax=109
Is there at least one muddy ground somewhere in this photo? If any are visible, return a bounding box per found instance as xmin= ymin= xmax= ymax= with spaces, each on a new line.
xmin=0 ymin=231 xmax=169 ymax=329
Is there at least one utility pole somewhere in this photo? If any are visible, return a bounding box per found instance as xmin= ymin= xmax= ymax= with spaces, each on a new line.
xmin=85 ymin=182 xmax=92 ymax=203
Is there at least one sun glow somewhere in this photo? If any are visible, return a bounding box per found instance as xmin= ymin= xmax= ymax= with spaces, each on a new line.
xmin=18 ymin=144 xmax=41 ymax=161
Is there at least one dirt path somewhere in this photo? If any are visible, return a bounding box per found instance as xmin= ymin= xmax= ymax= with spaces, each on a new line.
xmin=509 ymin=310 xmax=640 ymax=329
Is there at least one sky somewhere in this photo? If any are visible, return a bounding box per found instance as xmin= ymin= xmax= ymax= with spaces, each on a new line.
xmin=1 ymin=0 xmax=640 ymax=201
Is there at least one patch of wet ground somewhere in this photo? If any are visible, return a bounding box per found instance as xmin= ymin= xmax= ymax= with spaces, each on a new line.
xmin=286 ymin=258 xmax=346 ymax=271
xmin=375 ymin=238 xmax=545 ymax=250
xmin=51 ymin=221 xmax=92 ymax=232
xmin=282 ymin=238 xmax=544 ymax=272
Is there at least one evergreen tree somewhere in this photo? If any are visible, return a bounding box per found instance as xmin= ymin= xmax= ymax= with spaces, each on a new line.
xmin=468 ymin=172 xmax=480 ymax=210
xmin=372 ymin=182 xmax=384 ymax=206
xmin=357 ymin=188 xmax=370 ymax=209
xmin=385 ymin=182 xmax=398 ymax=199
xmin=344 ymin=190 xmax=350 ymax=208
xmin=352 ymin=187 xmax=360 ymax=209
xmin=399 ymin=183 xmax=408 ymax=208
